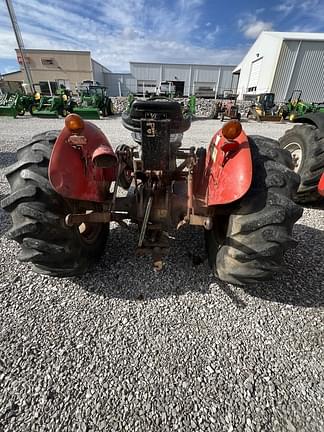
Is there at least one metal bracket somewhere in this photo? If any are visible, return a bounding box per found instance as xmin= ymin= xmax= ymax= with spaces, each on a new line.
xmin=177 ymin=214 xmax=213 ymax=230
xmin=65 ymin=211 xmax=111 ymax=226
xmin=138 ymin=183 xmax=156 ymax=247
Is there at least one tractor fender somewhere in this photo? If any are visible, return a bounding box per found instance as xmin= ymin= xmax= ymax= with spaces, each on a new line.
xmin=49 ymin=121 xmax=117 ymax=202
xmin=293 ymin=112 xmax=324 ymax=137
xmin=318 ymin=173 xmax=324 ymax=196
xmin=205 ymin=129 xmax=252 ymax=205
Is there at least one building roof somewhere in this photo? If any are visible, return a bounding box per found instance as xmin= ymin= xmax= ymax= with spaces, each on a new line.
xmin=1 ymin=70 xmax=22 ymax=77
xmin=15 ymin=48 xmax=91 ymax=55
xmin=130 ymin=61 xmax=236 ymax=68
xmin=262 ymin=31 xmax=324 ymax=41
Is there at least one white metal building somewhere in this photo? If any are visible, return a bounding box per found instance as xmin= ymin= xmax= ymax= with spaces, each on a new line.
xmin=233 ymin=32 xmax=324 ymax=102
xmin=127 ymin=62 xmax=238 ymax=97
xmin=104 ymin=72 xmax=136 ymax=96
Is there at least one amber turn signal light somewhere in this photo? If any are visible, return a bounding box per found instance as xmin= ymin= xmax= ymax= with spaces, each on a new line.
xmin=65 ymin=114 xmax=85 ymax=132
xmin=222 ymin=120 xmax=242 ymax=140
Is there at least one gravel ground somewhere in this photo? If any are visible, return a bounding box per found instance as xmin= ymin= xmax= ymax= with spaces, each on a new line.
xmin=0 ymin=115 xmax=323 ymax=432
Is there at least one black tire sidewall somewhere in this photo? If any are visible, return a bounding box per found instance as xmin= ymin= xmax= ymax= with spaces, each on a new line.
xmin=2 ymin=133 xmax=109 ymax=276
xmin=205 ymin=135 xmax=302 ymax=284
xmin=279 ymin=127 xmax=309 ymax=175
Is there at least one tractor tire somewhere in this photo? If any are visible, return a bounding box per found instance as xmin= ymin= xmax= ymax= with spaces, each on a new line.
xmin=107 ymin=98 xmax=114 ymax=116
xmin=101 ymin=104 xmax=107 ymax=117
xmin=102 ymin=99 xmax=114 ymax=117
xmin=205 ymin=135 xmax=302 ymax=285
xmin=279 ymin=123 xmax=324 ymax=203
xmin=58 ymin=107 xmax=68 ymax=117
xmin=1 ymin=131 xmax=108 ymax=277
xmin=29 ymin=104 xmax=37 ymax=116
xmin=66 ymin=101 xmax=77 ymax=114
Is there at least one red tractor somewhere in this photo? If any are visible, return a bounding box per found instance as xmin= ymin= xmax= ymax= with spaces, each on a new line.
xmin=319 ymin=173 xmax=324 ymax=196
xmin=220 ymin=100 xmax=241 ymax=122
xmin=1 ymin=98 xmax=303 ymax=284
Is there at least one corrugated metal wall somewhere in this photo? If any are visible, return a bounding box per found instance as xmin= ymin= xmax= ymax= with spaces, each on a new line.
xmin=272 ymin=40 xmax=324 ymax=102
xmin=271 ymin=41 xmax=300 ymax=101
xmin=92 ymin=60 xmax=107 ymax=85
xmin=104 ymin=73 xmax=137 ymax=96
xmin=129 ymin=63 xmax=237 ymax=96
xmin=288 ymin=41 xmax=324 ymax=102
xmin=130 ymin=63 xmax=161 ymax=81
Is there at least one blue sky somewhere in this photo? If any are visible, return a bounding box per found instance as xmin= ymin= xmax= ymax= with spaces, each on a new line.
xmin=1 ymin=0 xmax=324 ymax=74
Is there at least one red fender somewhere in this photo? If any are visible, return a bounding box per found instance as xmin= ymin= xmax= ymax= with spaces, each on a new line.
xmin=318 ymin=172 xmax=324 ymax=196
xmin=49 ymin=122 xmax=117 ymax=202
xmin=205 ymin=128 xmax=252 ymax=205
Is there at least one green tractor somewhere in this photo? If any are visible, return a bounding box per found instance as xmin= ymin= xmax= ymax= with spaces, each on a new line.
xmin=32 ymin=87 xmax=70 ymax=118
xmin=280 ymin=90 xmax=318 ymax=121
xmin=0 ymin=92 xmax=36 ymax=117
xmin=70 ymin=85 xmax=114 ymax=119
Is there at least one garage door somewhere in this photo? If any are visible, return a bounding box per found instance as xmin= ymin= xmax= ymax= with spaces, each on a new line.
xmin=248 ymin=58 xmax=263 ymax=90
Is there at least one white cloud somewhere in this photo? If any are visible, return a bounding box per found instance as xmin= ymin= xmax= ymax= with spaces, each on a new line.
xmin=238 ymin=15 xmax=273 ymax=39
xmin=0 ymin=0 xmax=245 ymax=72
xmin=274 ymin=2 xmax=294 ymax=15
xmin=244 ymin=20 xmax=273 ymax=38
xmin=205 ymin=26 xmax=221 ymax=43
xmin=274 ymin=0 xmax=324 ymax=28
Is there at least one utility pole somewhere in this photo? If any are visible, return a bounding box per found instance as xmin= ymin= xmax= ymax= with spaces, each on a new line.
xmin=5 ymin=0 xmax=35 ymax=93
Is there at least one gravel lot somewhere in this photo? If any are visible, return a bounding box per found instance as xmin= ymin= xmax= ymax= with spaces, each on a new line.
xmin=0 ymin=115 xmax=323 ymax=432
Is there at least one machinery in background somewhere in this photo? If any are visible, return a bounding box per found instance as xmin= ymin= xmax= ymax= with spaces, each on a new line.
xmin=279 ymin=112 xmax=324 ymax=204
xmin=280 ymin=90 xmax=324 ymax=121
xmin=220 ymin=99 xmax=241 ymax=121
xmin=156 ymin=81 xmax=176 ymax=97
xmin=0 ymin=92 xmax=36 ymax=117
xmin=32 ymin=86 xmax=71 ymax=118
xmin=70 ymin=84 xmax=113 ymax=119
xmin=247 ymin=93 xmax=283 ymax=122
xmin=210 ymin=101 xmax=224 ymax=119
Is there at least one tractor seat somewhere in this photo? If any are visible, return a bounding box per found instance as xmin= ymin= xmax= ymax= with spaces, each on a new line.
xmin=122 ymin=99 xmax=191 ymax=134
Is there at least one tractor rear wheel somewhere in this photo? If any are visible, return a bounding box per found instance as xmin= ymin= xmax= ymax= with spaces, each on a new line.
xmin=205 ymin=135 xmax=302 ymax=285
xmin=107 ymin=98 xmax=114 ymax=116
xmin=17 ymin=108 xmax=25 ymax=116
xmin=1 ymin=131 xmax=108 ymax=276
xmin=29 ymin=104 xmax=37 ymax=116
xmin=279 ymin=123 xmax=324 ymax=203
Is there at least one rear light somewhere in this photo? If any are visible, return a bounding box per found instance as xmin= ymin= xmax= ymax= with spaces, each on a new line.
xmin=65 ymin=114 xmax=84 ymax=132
xmin=222 ymin=120 xmax=242 ymax=141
